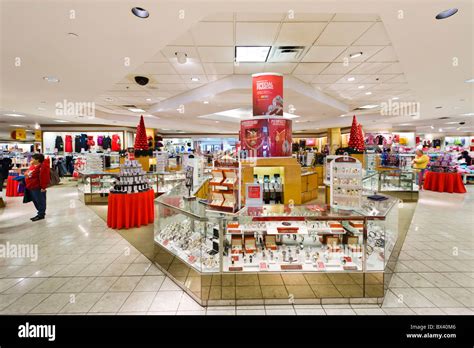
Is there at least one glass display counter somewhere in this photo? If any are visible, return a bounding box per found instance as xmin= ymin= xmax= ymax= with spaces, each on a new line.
xmin=77 ymin=172 xmax=118 ymax=205
xmin=154 ymin=181 xmax=399 ymax=306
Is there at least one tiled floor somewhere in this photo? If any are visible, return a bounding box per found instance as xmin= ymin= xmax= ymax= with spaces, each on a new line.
xmin=0 ymin=183 xmax=472 ymax=315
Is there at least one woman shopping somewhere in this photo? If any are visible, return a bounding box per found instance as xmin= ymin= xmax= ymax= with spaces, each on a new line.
xmin=25 ymin=153 xmax=50 ymax=221
xmin=412 ymin=149 xmax=429 ymax=189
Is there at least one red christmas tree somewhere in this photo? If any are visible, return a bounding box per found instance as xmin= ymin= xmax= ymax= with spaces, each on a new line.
xmin=348 ymin=115 xmax=360 ymax=149
xmin=134 ymin=115 xmax=149 ymax=150
xmin=357 ymin=124 xmax=365 ymax=151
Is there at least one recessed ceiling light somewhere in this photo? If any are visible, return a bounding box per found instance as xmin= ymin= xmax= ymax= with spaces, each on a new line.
xmin=146 ymin=98 xmax=152 ymax=101
xmin=400 ymin=123 xmax=412 ymax=126
xmin=131 ymin=7 xmax=149 ymax=19
xmin=435 ymin=8 xmax=458 ymax=20
xmin=235 ymin=46 xmax=271 ymax=62
xmin=191 ymin=77 xmax=200 ymax=82
xmin=215 ymin=121 xmax=219 ymax=123
xmin=347 ymin=77 xmax=355 ymax=82
xmin=54 ymin=119 xmax=69 ymax=123
xmin=358 ymin=85 xmax=365 ymax=89
xmin=128 ymin=108 xmax=145 ymax=113
xmin=203 ymin=101 xmax=209 ymax=104
xmin=461 ymin=112 xmax=474 ymax=116
xmin=392 ymin=97 xmax=399 ymax=100
xmin=10 ymin=124 xmax=25 ymax=127
xmin=435 ymin=106 xmax=442 ymax=109
xmin=365 ymin=91 xmax=372 ymax=95
xmin=175 ymin=52 xmax=187 ymax=64
xmin=4 ymin=113 xmax=25 ymax=117
xmin=349 ymin=52 xmax=363 ymax=59
xmin=438 ymin=128 xmax=443 ymax=132
xmin=37 ymin=107 xmax=46 ymax=111
xmin=430 ymin=125 xmax=435 ymax=129
xmin=359 ymin=104 xmax=378 ymax=109
xmin=43 ymin=76 xmax=59 ymax=83
xmin=465 ymin=78 xmax=474 ymax=83
xmin=34 ymin=123 xmax=41 ymax=129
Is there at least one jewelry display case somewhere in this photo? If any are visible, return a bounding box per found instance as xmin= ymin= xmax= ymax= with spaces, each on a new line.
xmin=77 ymin=172 xmax=118 ymax=205
xmin=153 ymin=180 xmax=400 ymax=306
xmin=156 ymin=171 xmax=185 ymax=194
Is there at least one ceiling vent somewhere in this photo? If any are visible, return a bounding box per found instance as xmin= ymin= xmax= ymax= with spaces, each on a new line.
xmin=267 ymin=46 xmax=305 ymax=62
xmin=122 ymin=105 xmax=137 ymax=108
xmin=438 ymin=117 xmax=450 ymax=119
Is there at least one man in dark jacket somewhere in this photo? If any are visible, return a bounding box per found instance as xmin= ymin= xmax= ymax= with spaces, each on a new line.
xmin=25 ymin=154 xmax=50 ymax=221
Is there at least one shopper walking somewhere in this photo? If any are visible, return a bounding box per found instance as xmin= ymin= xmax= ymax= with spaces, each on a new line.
xmin=25 ymin=154 xmax=50 ymax=221
xmin=412 ymin=149 xmax=429 ymax=189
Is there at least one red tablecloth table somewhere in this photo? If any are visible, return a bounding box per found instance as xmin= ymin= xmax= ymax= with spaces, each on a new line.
xmin=107 ymin=189 xmax=155 ymax=229
xmin=423 ymin=171 xmax=466 ymax=193
xmin=6 ymin=175 xmax=24 ymax=197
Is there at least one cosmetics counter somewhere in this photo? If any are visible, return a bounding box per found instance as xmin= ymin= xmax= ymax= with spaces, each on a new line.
xmin=153 ymin=179 xmax=399 ymax=306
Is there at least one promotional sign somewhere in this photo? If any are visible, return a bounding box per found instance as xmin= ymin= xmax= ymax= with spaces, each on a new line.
xmin=11 ymin=129 xmax=26 ymax=141
xmin=245 ymin=183 xmax=263 ymax=206
xmin=306 ymin=138 xmax=316 ymax=146
xmin=34 ymin=130 xmax=42 ymax=142
xmin=268 ymin=118 xmax=292 ymax=157
xmin=252 ymin=73 xmax=283 ymax=116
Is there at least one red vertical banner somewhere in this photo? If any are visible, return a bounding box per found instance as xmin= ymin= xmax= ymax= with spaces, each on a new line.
xmin=252 ymin=73 xmax=283 ymax=116
xmin=268 ymin=118 xmax=292 ymax=157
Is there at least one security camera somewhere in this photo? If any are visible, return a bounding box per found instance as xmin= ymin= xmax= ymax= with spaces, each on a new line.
xmin=134 ymin=76 xmax=149 ymax=86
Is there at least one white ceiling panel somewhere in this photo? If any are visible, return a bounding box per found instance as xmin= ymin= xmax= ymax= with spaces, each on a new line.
xmin=161 ymin=46 xmax=199 ymax=60
xmin=206 ymin=74 xmax=229 ymax=81
xmin=320 ymin=62 xmax=359 ymax=75
xmin=312 ymin=75 xmax=343 ymax=83
xmin=233 ymin=63 xmax=265 ymax=74
xmin=171 ymin=62 xmax=205 ymax=75
xmin=203 ymin=63 xmax=234 ymax=75
xmin=349 ymin=62 xmax=392 ymax=74
xmin=302 ymin=46 xmax=346 ymax=62
xmin=275 ymin=22 xmax=327 ymax=46
xmin=169 ymin=32 xmax=195 ymax=46
xmin=366 ymin=46 xmax=398 ymax=62
xmin=332 ymin=13 xmax=380 ymax=22
xmin=372 ymin=84 xmax=400 ymax=91
xmin=316 ymin=22 xmax=372 ymax=45
xmin=344 ymin=83 xmax=377 ymax=91
xmin=294 ymin=75 xmax=316 ymax=83
xmin=133 ymin=62 xmax=177 ymax=75
xmin=325 ymin=84 xmax=353 ymax=91
xmin=293 ymin=62 xmax=329 ymax=75
xmin=353 ymin=22 xmax=391 ymax=45
xmin=236 ymin=22 xmax=280 ymax=45
xmin=361 ymin=74 xmax=398 ymax=83
xmin=284 ymin=13 xmax=334 ymax=22
xmin=105 ymin=90 xmax=152 ymax=97
xmin=201 ymin=13 xmax=235 ymax=21
xmin=335 ymin=75 xmax=369 ymax=84
xmin=377 ymin=62 xmax=404 ymax=74
xmin=155 ymin=83 xmax=189 ymax=91
xmin=146 ymin=51 xmax=169 ymax=63
xmin=236 ymin=13 xmax=285 ymax=22
xmin=263 ymin=63 xmax=297 ymax=74
xmin=191 ymin=22 xmax=234 ymax=46
xmin=181 ymin=75 xmax=208 ymax=84
xmin=151 ymin=75 xmax=184 ymax=84
xmin=386 ymin=74 xmax=407 ymax=83
xmin=197 ymin=46 xmax=234 ymax=62
xmin=334 ymin=46 xmax=385 ymax=63
xmin=110 ymin=84 xmax=143 ymax=91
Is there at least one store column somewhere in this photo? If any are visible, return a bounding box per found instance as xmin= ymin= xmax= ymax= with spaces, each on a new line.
xmin=327 ymin=128 xmax=341 ymax=154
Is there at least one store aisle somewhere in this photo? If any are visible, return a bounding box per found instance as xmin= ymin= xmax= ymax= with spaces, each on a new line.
xmin=0 ymin=184 xmax=472 ymax=315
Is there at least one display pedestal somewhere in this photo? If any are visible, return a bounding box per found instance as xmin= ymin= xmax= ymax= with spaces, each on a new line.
xmin=423 ymin=172 xmax=466 ymax=193
xmin=107 ymin=189 xmax=155 ymax=229
xmin=241 ymin=157 xmax=301 ymax=204
xmin=6 ymin=175 xmax=23 ymax=197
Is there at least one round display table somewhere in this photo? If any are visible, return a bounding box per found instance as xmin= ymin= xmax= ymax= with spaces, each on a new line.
xmin=107 ymin=189 xmax=155 ymax=229
xmin=423 ymin=171 xmax=466 ymax=193
xmin=6 ymin=175 xmax=24 ymax=197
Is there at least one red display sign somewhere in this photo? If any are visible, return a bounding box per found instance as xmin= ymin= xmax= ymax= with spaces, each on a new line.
xmin=252 ymin=73 xmax=283 ymax=116
xmin=268 ymin=118 xmax=292 ymax=157
xmin=247 ymin=186 xmax=261 ymax=199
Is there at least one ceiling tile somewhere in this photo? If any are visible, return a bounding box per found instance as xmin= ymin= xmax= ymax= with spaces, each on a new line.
xmin=233 ymin=63 xmax=265 ymax=74
xmin=353 ymin=22 xmax=391 ymax=45
xmin=367 ymin=46 xmax=398 ymax=62
xmin=171 ymin=62 xmax=205 ymax=75
xmin=133 ymin=62 xmax=177 ymax=75
xmin=169 ymin=31 xmax=195 ymax=46
xmin=181 ymin=75 xmax=208 ymax=84
xmin=334 ymin=46 xmax=385 ymax=63
xmin=311 ymin=75 xmax=343 ymax=83
xmin=377 ymin=62 xmax=404 ymax=74
xmin=386 ymin=74 xmax=406 ymax=83
xmin=332 ymin=13 xmax=380 ymax=22
xmin=316 ymin=22 xmax=372 ymax=45
xmin=362 ymin=74 xmax=398 ymax=83
xmin=349 ymin=62 xmax=392 ymax=74
xmin=146 ymin=51 xmax=169 ymax=63
xmin=155 ymin=83 xmax=188 ymax=91
xmin=236 ymin=22 xmax=280 ymax=45
xmin=320 ymin=62 xmax=359 ymax=75
xmin=263 ymin=63 xmax=297 ymax=74
xmin=206 ymin=74 xmax=229 ymax=81
xmin=372 ymin=84 xmax=398 ymax=91
xmin=197 ymin=47 xmax=234 ymax=62
xmin=150 ymin=75 xmax=184 ymax=84
xmin=335 ymin=75 xmax=369 ymax=84
xmin=191 ymin=22 xmax=234 ymax=46
xmin=293 ymin=63 xmax=329 ymax=74
xmin=203 ymin=63 xmax=234 ymax=75
xmin=201 ymin=13 xmax=235 ymax=21
xmin=284 ymin=13 xmax=334 ymax=22
xmin=236 ymin=13 xmax=285 ymax=21
xmin=302 ymin=46 xmax=346 ymax=62
xmin=161 ymin=46 xmax=199 ymax=60
xmin=294 ymin=75 xmax=316 ymax=83
xmin=344 ymin=83 xmax=377 ymax=91
xmin=275 ymin=22 xmax=327 ymax=46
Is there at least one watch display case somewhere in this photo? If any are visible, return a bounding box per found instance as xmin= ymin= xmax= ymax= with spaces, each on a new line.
xmin=153 ymin=180 xmax=399 ymax=306
xmin=77 ymin=172 xmax=118 ymax=204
